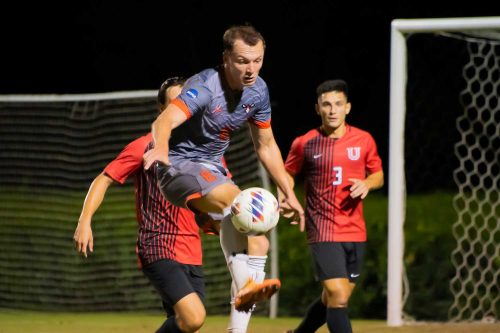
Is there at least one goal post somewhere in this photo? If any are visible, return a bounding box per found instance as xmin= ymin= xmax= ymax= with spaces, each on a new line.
xmin=388 ymin=17 xmax=500 ymax=326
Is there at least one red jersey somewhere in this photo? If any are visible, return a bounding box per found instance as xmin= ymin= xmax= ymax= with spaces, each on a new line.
xmin=285 ymin=126 xmax=382 ymax=243
xmin=104 ymin=133 xmax=202 ymax=266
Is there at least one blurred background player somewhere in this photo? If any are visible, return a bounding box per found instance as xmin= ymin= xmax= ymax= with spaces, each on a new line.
xmin=143 ymin=24 xmax=305 ymax=331
xmin=280 ymin=80 xmax=384 ymax=333
xmin=74 ymin=77 xmax=207 ymax=333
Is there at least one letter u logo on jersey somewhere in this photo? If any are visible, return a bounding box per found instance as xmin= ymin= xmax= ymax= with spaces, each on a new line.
xmin=347 ymin=147 xmax=361 ymax=160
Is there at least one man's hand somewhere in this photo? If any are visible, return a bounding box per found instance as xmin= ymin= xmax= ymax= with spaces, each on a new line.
xmin=348 ymin=178 xmax=370 ymax=199
xmin=73 ymin=222 xmax=93 ymax=258
xmin=143 ymin=147 xmax=169 ymax=170
xmin=279 ymin=194 xmax=305 ymax=232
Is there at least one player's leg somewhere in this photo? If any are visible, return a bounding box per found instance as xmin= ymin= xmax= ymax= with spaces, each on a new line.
xmin=322 ymin=278 xmax=354 ymax=333
xmin=192 ymin=189 xmax=279 ymax=312
xmin=287 ymin=296 xmax=327 ymax=333
xmin=247 ymin=235 xmax=269 ymax=299
xmin=189 ymin=182 xmax=256 ymax=309
xmin=318 ymin=242 xmax=365 ymax=333
xmin=157 ymin=160 xmax=249 ymax=292
xmin=142 ymin=259 xmax=206 ymax=333
xmin=247 ymin=234 xmax=270 ymax=289
xmin=157 ymin=293 xmax=205 ymax=333
xmin=248 ymin=234 xmax=269 ymax=256
xmin=226 ymin=234 xmax=270 ymax=332
xmin=157 ymin=161 xmax=279 ymax=310
xmin=227 ymin=279 xmax=251 ymax=333
xmin=286 ymin=242 xmax=330 ymax=333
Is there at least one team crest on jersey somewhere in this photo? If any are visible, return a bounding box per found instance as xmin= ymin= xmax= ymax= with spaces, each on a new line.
xmin=347 ymin=147 xmax=361 ymax=160
xmin=242 ymin=103 xmax=255 ymax=113
xmin=186 ymin=89 xmax=198 ymax=99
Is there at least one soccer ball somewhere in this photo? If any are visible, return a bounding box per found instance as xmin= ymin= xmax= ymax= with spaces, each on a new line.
xmin=230 ymin=187 xmax=280 ymax=236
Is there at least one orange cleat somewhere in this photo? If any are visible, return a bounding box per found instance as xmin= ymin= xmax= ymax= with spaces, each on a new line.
xmin=234 ymin=278 xmax=281 ymax=312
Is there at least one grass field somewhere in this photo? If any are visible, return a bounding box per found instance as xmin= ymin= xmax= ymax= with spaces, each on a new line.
xmin=0 ymin=311 xmax=498 ymax=333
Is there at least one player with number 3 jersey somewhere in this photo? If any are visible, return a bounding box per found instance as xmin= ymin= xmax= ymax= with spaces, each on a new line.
xmin=285 ymin=122 xmax=382 ymax=243
xmin=282 ymin=80 xmax=383 ymax=333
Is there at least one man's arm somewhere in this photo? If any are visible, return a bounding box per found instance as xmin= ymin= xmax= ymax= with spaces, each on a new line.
xmin=73 ymin=172 xmax=114 ymax=257
xmin=143 ymin=103 xmax=187 ymax=170
xmin=249 ymin=125 xmax=305 ymax=230
xmin=276 ymin=171 xmax=302 ymax=224
xmin=348 ymin=170 xmax=384 ymax=199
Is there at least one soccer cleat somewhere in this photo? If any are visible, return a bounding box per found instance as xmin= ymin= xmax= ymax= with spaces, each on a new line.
xmin=234 ymin=278 xmax=281 ymax=312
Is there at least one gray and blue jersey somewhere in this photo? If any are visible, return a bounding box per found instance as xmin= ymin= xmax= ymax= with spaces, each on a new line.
xmin=169 ymin=68 xmax=272 ymax=164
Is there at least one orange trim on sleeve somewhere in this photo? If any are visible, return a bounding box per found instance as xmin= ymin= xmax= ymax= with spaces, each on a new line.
xmin=171 ymin=98 xmax=192 ymax=119
xmin=249 ymin=118 xmax=271 ymax=129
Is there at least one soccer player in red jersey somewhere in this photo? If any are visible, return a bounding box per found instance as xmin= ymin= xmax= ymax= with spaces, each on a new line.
xmin=73 ymin=77 xmax=207 ymax=333
xmin=281 ymin=80 xmax=384 ymax=333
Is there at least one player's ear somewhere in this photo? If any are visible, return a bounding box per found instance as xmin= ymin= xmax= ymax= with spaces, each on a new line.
xmin=345 ymin=102 xmax=352 ymax=115
xmin=315 ymin=103 xmax=320 ymax=115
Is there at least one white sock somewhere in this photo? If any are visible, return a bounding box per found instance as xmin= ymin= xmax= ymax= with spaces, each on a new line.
xmin=248 ymin=256 xmax=267 ymax=308
xmin=220 ymin=211 xmax=253 ymax=333
xmin=227 ymin=253 xmax=250 ymax=292
xmin=227 ymin=279 xmax=252 ymax=333
xmin=227 ymin=257 xmax=268 ymax=332
xmin=220 ymin=212 xmax=250 ymax=290
xmin=247 ymin=255 xmax=267 ymax=280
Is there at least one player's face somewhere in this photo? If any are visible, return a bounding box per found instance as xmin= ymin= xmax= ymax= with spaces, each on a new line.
xmin=316 ymin=91 xmax=351 ymax=132
xmin=224 ymin=39 xmax=265 ymax=90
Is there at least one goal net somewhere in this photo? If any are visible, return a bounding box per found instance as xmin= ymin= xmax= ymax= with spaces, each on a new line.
xmin=0 ymin=91 xmax=277 ymax=315
xmin=388 ymin=17 xmax=499 ymax=325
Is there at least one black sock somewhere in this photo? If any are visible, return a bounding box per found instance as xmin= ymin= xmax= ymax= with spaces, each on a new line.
xmin=326 ymin=307 xmax=352 ymax=333
xmin=156 ymin=316 xmax=183 ymax=333
xmin=294 ymin=297 xmax=327 ymax=333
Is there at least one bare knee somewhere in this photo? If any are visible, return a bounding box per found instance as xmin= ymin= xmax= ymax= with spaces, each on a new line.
xmin=177 ymin=308 xmax=205 ymax=332
xmin=248 ymin=235 xmax=269 ymax=255
xmin=178 ymin=311 xmax=205 ymax=332
xmin=324 ymin=288 xmax=350 ymax=307
xmin=322 ymin=279 xmax=353 ymax=308
xmin=174 ymin=293 xmax=206 ymax=332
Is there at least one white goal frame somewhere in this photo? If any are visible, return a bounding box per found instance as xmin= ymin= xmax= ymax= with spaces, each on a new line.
xmin=388 ymin=16 xmax=500 ymax=326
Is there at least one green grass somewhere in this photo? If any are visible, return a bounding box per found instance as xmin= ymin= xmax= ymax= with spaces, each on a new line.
xmin=0 ymin=311 xmax=498 ymax=333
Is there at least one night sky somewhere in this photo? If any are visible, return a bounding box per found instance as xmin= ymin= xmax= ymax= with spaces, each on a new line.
xmin=1 ymin=1 xmax=495 ymax=167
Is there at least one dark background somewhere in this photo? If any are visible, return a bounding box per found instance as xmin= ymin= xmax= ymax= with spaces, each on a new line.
xmin=1 ymin=1 xmax=495 ymax=168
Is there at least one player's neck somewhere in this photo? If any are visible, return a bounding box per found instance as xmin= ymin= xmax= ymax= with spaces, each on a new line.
xmin=321 ymin=124 xmax=346 ymax=139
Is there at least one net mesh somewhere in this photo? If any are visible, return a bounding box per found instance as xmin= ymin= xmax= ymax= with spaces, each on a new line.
xmin=449 ymin=35 xmax=500 ymax=322
xmin=0 ymin=93 xmax=269 ymax=314
xmin=404 ymin=31 xmax=499 ymax=322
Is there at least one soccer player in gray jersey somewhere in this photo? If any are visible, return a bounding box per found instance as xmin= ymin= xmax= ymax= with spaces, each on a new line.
xmin=144 ymin=24 xmax=305 ymax=332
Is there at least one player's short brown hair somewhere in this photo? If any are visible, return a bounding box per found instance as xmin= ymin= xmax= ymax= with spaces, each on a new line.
xmin=223 ymin=24 xmax=266 ymax=53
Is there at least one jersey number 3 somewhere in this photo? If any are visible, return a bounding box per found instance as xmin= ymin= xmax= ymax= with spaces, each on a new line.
xmin=332 ymin=166 xmax=342 ymax=185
